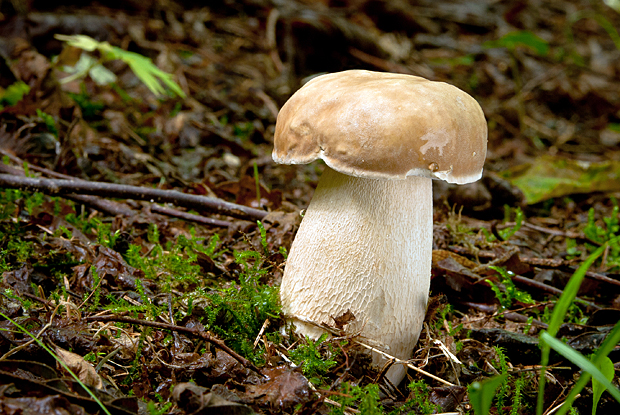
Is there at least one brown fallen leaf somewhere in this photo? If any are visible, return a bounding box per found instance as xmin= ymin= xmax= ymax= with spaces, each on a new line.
xmin=52 ymin=345 xmax=103 ymax=390
xmin=0 ymin=394 xmax=87 ymax=415
xmin=172 ymin=382 xmax=254 ymax=415
xmin=245 ymin=366 xmax=312 ymax=411
xmin=331 ymin=309 xmax=356 ymax=331
xmin=429 ymin=385 xmax=467 ymax=412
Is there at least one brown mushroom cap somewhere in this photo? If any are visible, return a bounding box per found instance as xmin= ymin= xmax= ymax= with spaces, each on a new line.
xmin=273 ymin=70 xmax=488 ymax=184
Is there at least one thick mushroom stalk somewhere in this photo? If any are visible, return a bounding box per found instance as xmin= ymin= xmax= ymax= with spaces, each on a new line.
xmin=280 ymin=166 xmax=432 ymax=385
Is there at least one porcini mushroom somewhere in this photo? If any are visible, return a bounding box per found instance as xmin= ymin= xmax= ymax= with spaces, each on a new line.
xmin=273 ymin=70 xmax=487 ymax=385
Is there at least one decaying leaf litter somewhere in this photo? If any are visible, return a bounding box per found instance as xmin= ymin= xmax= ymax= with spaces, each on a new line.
xmin=0 ymin=0 xmax=619 ymax=414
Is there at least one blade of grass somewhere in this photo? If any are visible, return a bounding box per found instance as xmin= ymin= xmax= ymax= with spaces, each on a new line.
xmin=469 ymin=374 xmax=508 ymax=415
xmin=253 ymin=161 xmax=261 ymax=206
xmin=536 ymin=238 xmax=618 ymax=415
xmin=0 ymin=311 xmax=112 ymax=415
xmin=541 ymin=332 xmax=620 ymax=402
xmin=555 ymin=320 xmax=620 ymax=415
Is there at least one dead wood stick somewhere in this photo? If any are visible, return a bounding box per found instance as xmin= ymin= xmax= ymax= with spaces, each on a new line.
xmin=149 ymin=205 xmax=232 ymax=227
xmin=84 ymin=314 xmax=265 ymax=377
xmin=0 ymin=174 xmax=267 ymax=221
xmin=64 ymin=194 xmax=136 ymax=217
xmin=450 ymin=246 xmax=620 ymax=288
xmin=0 ymin=154 xmax=232 ymax=227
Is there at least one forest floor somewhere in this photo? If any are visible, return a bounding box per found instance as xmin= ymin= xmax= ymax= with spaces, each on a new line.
xmin=0 ymin=0 xmax=619 ymax=414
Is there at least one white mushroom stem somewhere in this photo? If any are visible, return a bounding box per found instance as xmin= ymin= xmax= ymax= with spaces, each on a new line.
xmin=280 ymin=166 xmax=432 ymax=385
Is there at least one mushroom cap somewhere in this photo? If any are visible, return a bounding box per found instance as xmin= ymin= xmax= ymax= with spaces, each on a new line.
xmin=273 ymin=70 xmax=488 ymax=184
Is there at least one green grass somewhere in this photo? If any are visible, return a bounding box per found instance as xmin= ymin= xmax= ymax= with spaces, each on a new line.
xmin=469 ymin=238 xmax=620 ymax=415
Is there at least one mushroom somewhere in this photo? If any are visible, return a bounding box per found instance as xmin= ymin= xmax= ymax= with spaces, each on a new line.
xmin=273 ymin=70 xmax=487 ymax=385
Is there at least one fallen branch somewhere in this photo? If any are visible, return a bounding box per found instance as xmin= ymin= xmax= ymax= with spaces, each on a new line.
xmin=0 ymin=174 xmax=267 ymax=222
xmin=0 ymin=155 xmax=233 ymax=227
xmin=150 ymin=204 xmax=231 ymax=227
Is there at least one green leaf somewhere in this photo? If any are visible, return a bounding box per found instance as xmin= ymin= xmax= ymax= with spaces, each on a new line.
xmin=55 ymin=34 xmax=185 ymax=98
xmin=501 ymin=155 xmax=620 ymax=204
xmin=0 ymin=81 xmax=30 ymax=107
xmin=605 ymin=0 xmax=620 ymax=13
xmin=556 ymin=321 xmax=620 ymax=415
xmin=36 ymin=109 xmax=59 ymax=137
xmin=592 ymin=356 xmax=615 ymax=415
xmin=546 ymin=241 xmax=611 ymax=338
xmin=55 ymin=34 xmax=102 ymax=52
xmin=469 ymin=374 xmax=508 ymax=415
xmin=541 ymin=332 xmax=620 ymax=403
xmin=484 ymin=30 xmax=549 ymax=56
xmin=89 ymin=64 xmax=117 ymax=86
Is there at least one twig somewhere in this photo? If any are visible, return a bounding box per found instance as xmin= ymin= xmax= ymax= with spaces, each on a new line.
xmin=150 ymin=205 xmax=231 ymax=227
xmin=0 ymin=174 xmax=267 ymax=221
xmin=450 ymin=245 xmax=620 ymax=288
xmin=355 ymin=340 xmax=456 ymax=387
xmin=289 ymin=315 xmax=456 ymax=387
xmin=65 ymin=194 xmax=136 ymax=217
xmin=84 ymin=314 xmax=265 ymax=377
xmin=0 ymin=153 xmax=236 ymax=226
xmin=461 ymin=301 xmax=550 ymax=328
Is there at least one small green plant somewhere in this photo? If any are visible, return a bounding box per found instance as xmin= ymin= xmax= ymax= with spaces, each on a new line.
xmin=486 ymin=266 xmax=534 ymax=311
xmin=234 ymin=121 xmax=255 ymax=141
xmin=36 ymin=109 xmax=59 ymax=137
xmin=537 ymin=239 xmax=620 ymax=415
xmin=0 ymin=230 xmax=34 ymax=274
xmin=482 ymin=206 xmax=524 ymax=242
xmin=91 ymin=218 xmax=121 ymax=249
xmin=88 ymin=266 xmax=102 ymax=311
xmin=433 ymin=303 xmax=463 ymax=337
xmin=146 ymin=400 xmax=173 ymax=415
xmin=329 ymin=383 xmax=383 ymax=415
xmin=566 ymin=202 xmax=620 ymax=270
xmin=289 ymin=333 xmax=338 ymax=384
xmin=591 ymin=355 xmax=615 ymax=415
xmin=390 ymin=380 xmax=439 ymax=415
xmin=566 ymin=9 xmax=620 ymax=55
xmin=469 ymin=374 xmax=508 ymax=415
xmin=582 ymin=202 xmax=620 ymax=270
xmin=511 ymin=375 xmax=527 ymax=415
xmin=499 ymin=206 xmax=524 ymax=241
xmin=0 ymin=81 xmax=30 ymax=109
xmin=84 ymin=351 xmax=105 ymax=363
xmin=484 ymin=31 xmax=550 ymax=56
xmin=493 ymin=347 xmax=512 ymax=414
xmin=195 ymin=228 xmax=281 ymax=364
xmin=23 ymin=192 xmax=45 ymax=216
xmin=67 ymin=87 xmax=106 ymax=118
xmin=3 ymin=288 xmax=34 ymax=311
xmin=125 ymin=226 xmax=216 ymax=291
xmin=135 ymin=279 xmax=162 ymax=319
xmin=584 ymin=203 xmax=619 ymax=244
xmin=471 ymin=240 xmax=620 ymax=415
xmin=55 ymin=34 xmax=186 ymax=98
